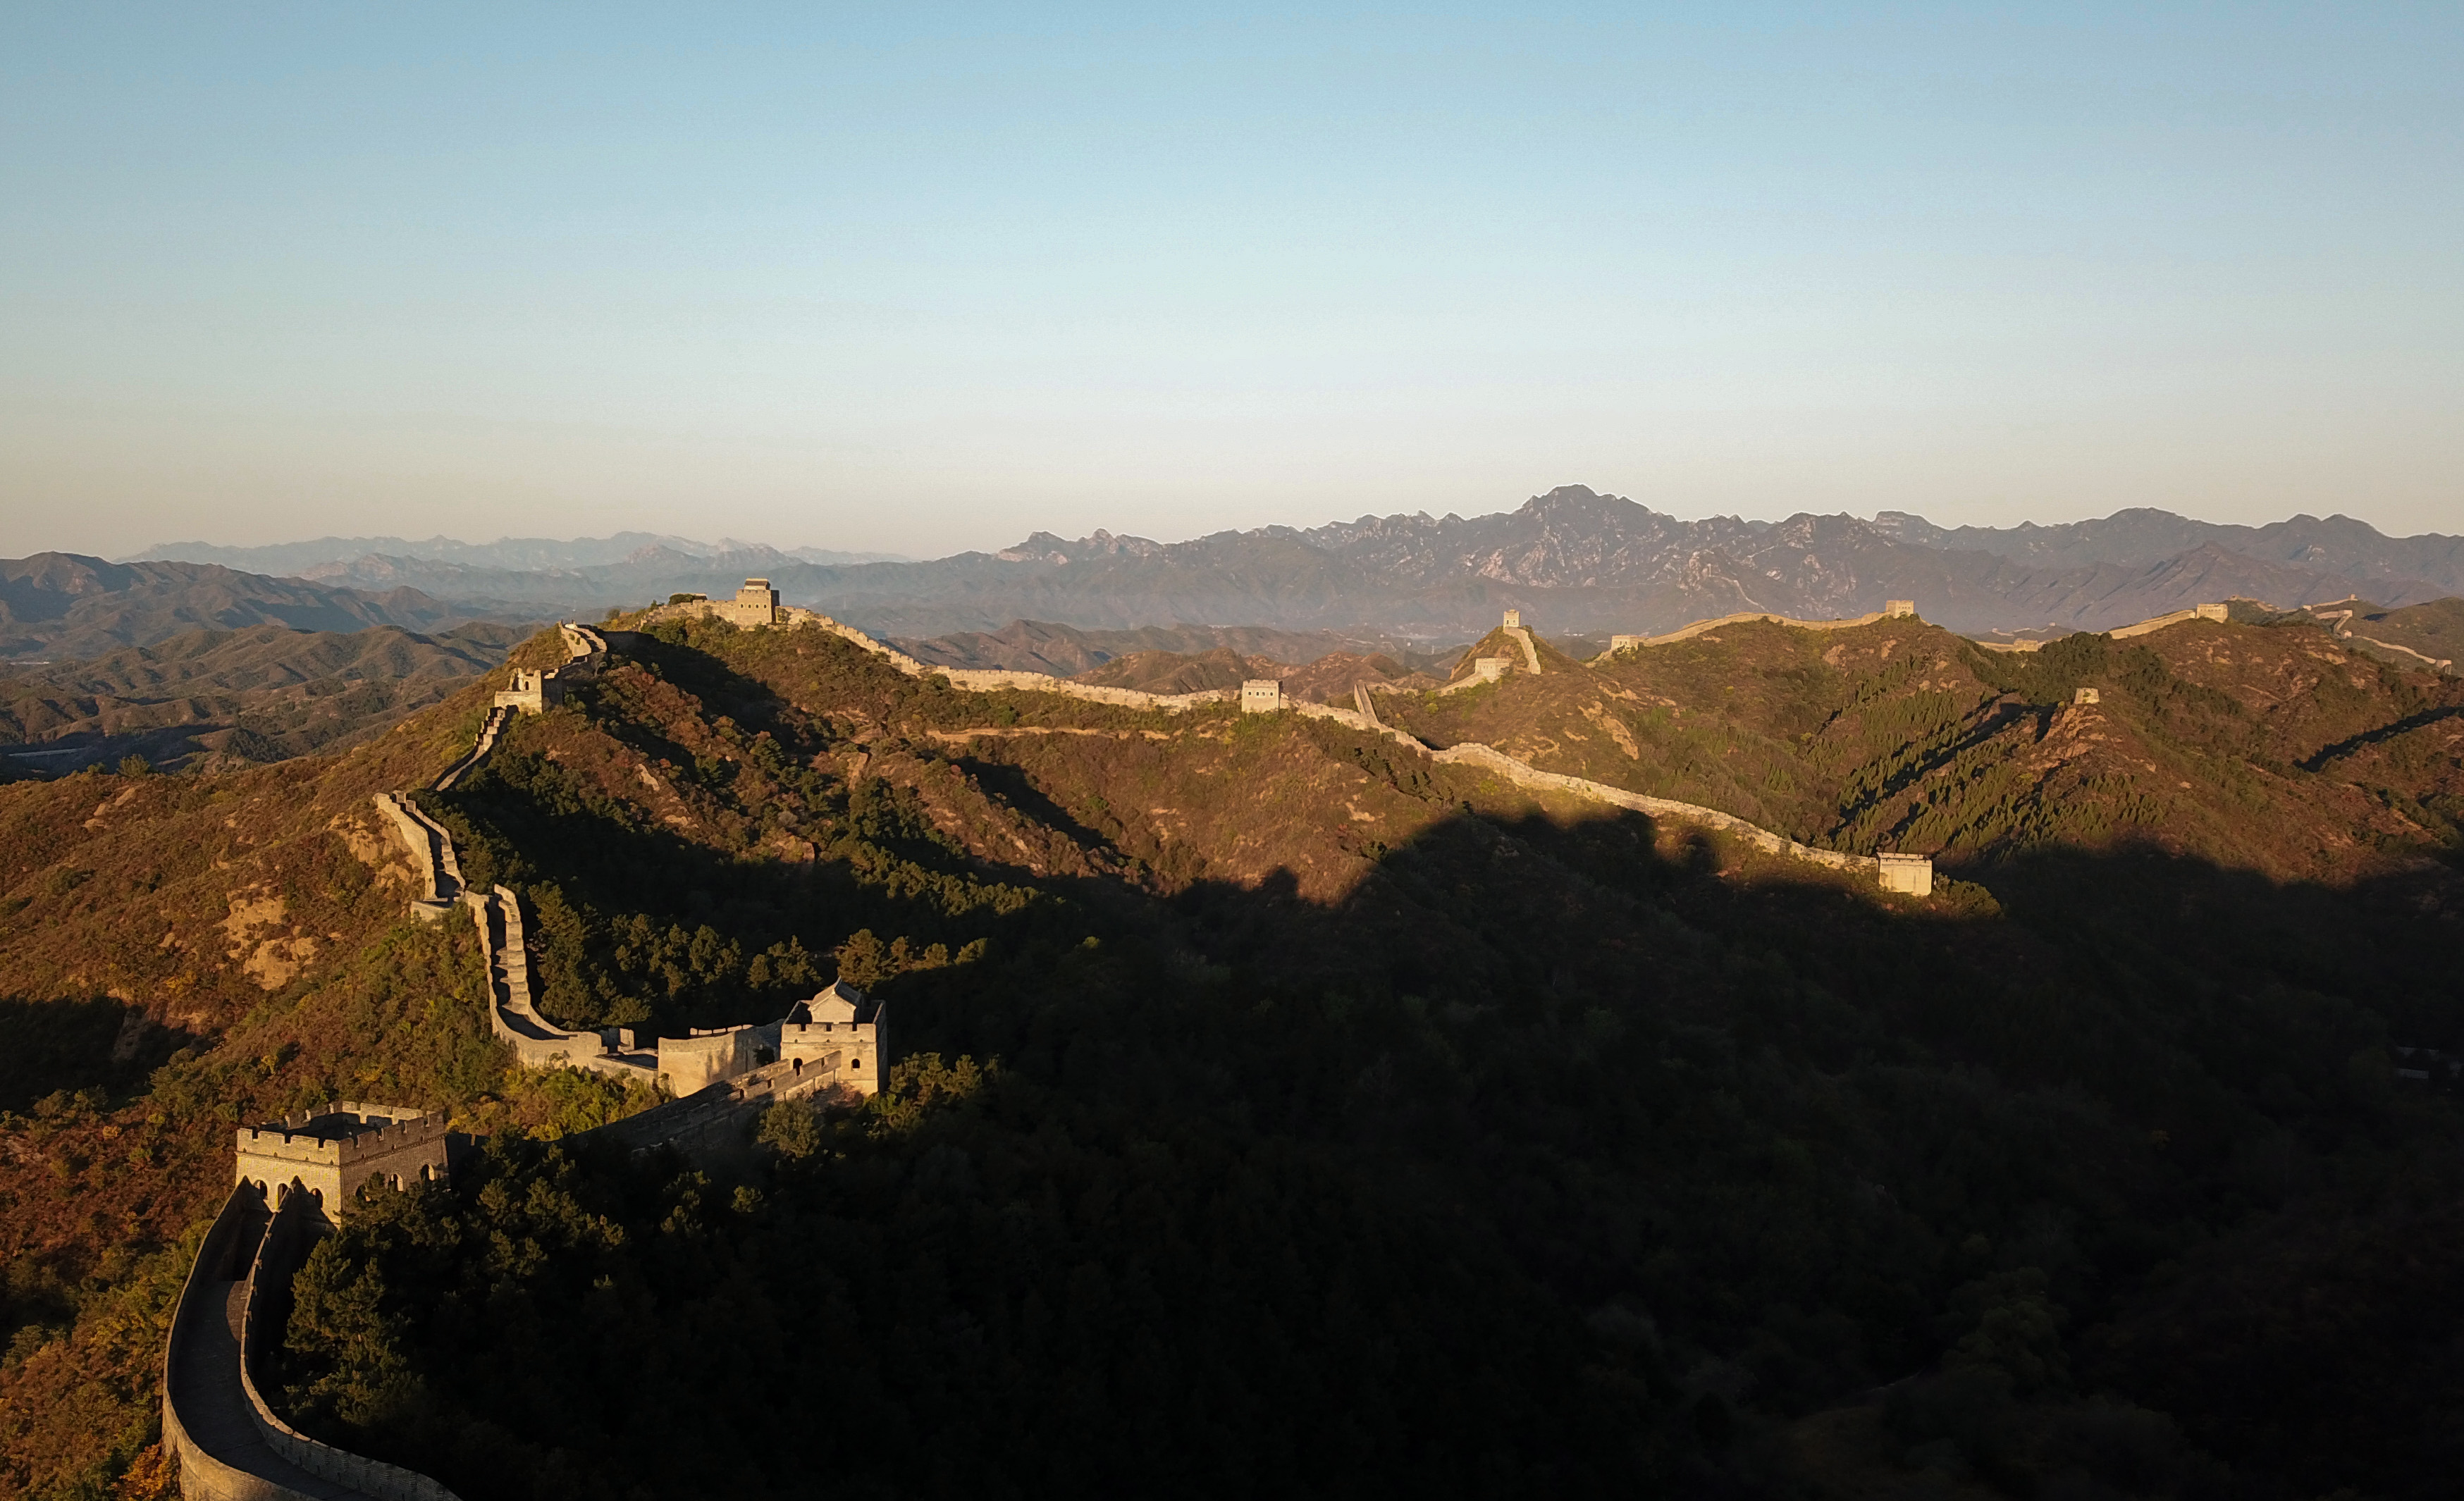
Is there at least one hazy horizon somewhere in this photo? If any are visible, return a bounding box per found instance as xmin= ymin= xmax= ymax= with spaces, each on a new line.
xmin=75 ymin=488 xmax=2460 ymax=572
xmin=5 ymin=6 xmax=2458 ymax=556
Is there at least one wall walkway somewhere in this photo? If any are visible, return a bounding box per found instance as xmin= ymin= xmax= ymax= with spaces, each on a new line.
xmin=430 ymin=708 xmax=511 ymax=793
xmin=164 ymin=1184 xmax=461 ymax=1501
xmin=469 ymin=886 xmax=654 ymax=1083
xmin=1501 ymin=624 xmax=1544 ymax=674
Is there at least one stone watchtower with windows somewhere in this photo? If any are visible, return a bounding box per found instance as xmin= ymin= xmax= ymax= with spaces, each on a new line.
xmin=717 ymin=579 xmax=782 ymax=627
xmin=776 ymin=980 xmax=886 ymax=1097
xmin=1240 ymin=679 xmax=1286 ymax=713
xmin=231 ymin=1101 xmax=450 ymax=1223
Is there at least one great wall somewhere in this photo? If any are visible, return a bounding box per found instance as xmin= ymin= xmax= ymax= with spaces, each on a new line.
xmin=166 ymin=581 xmax=2304 ymax=1495
xmin=658 ymin=585 xmax=1949 ymax=895
xmin=163 ymin=615 xmax=882 ymax=1501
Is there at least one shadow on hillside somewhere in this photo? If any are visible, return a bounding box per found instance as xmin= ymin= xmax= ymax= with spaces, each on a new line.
xmin=452 ymin=633 xmax=2464 ymax=1088
xmin=0 ymin=994 xmax=200 ymax=1113
xmin=355 ymin=626 xmax=2464 ymax=1501
xmin=2301 ymin=700 xmax=2464 ymax=770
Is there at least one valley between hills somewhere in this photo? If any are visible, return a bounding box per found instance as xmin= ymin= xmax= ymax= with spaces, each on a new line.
xmin=1 ymin=592 xmax=2462 ymax=1500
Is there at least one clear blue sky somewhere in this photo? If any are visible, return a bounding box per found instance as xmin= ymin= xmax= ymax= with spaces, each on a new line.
xmin=3 ymin=3 xmax=2458 ymax=557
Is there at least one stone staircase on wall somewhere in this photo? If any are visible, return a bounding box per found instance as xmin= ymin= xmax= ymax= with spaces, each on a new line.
xmin=431 ymin=705 xmax=512 ymax=792
xmin=369 ymin=793 xmax=462 ymax=920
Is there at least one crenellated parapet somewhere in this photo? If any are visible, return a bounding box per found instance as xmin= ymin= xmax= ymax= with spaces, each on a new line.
xmin=165 ymin=1179 xmax=467 ymax=1501
xmin=233 ymin=1102 xmax=450 ymax=1223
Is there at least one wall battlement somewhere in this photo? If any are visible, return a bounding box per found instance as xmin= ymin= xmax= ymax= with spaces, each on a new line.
xmin=233 ymin=1101 xmax=450 ymax=1223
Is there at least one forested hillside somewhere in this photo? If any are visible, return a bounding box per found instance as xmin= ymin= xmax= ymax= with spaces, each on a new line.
xmin=3 ymin=610 xmax=2460 ymax=1499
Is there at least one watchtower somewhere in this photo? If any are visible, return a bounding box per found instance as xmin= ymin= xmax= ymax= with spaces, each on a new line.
xmin=493 ymin=667 xmax=565 ymax=715
xmin=233 ymin=1102 xmax=449 ymax=1222
xmin=720 ymin=579 xmax=781 ymax=627
xmin=1875 ymin=853 xmax=1933 ymax=896
xmin=1240 ymin=679 xmax=1286 ymax=714
xmin=777 ymin=981 xmax=886 ymax=1097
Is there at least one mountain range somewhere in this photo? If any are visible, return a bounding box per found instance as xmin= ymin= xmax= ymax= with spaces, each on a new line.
xmin=0 ymin=552 xmax=523 ymax=662
xmin=109 ymin=487 xmax=2463 ymax=643
xmin=0 ymin=621 xmax=523 ymax=775
xmin=121 ymin=533 xmax=909 ymax=576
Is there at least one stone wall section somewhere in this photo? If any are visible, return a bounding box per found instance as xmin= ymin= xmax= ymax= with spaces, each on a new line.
xmin=235 ymin=1192 xmax=463 ymax=1501
xmin=1973 ymin=603 xmax=2233 ymax=653
xmin=644 ymin=587 xmax=1236 ymax=714
xmin=1602 ymin=608 xmax=1897 ymax=657
xmin=1437 ymin=658 xmax=1513 ymax=695
xmin=370 ymin=793 xmax=462 ymax=920
xmin=161 ymin=1185 xmax=330 ymax=1501
xmin=589 ymin=1047 xmax=850 ymax=1159
xmin=164 ymin=1180 xmax=461 ymax=1501
xmin=656 ymin=1027 xmax=760 ymax=1097
xmin=468 ymin=887 xmax=656 ymax=1083
xmin=431 ymin=706 xmax=513 ymax=792
xmin=1287 ymin=701 xmax=1930 ymax=893
xmin=1501 ymin=624 xmax=1543 ymax=674
xmin=1427 ymin=741 xmax=1911 ymax=880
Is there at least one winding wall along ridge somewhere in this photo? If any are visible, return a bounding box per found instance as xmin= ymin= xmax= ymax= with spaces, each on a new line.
xmin=1285 ymin=701 xmax=1897 ymax=883
xmin=164 ymin=1182 xmax=457 ymax=1500
xmin=178 ymin=619 xmax=849 ymax=1498
xmin=811 ymin=604 xmax=1923 ymax=891
xmin=771 ymin=610 xmax=1233 ymax=712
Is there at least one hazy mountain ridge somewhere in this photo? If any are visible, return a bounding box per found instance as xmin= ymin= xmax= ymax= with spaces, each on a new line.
xmin=735 ymin=488 xmax=2463 ymax=636
xmin=827 ymin=489 xmax=2450 ymax=638
xmin=123 ymin=533 xmax=908 ymax=574
xmin=1873 ymin=506 xmax=2464 ymax=591
xmin=0 ymin=553 xmax=513 ymax=661
xmin=70 ymin=489 xmax=2464 ymax=644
